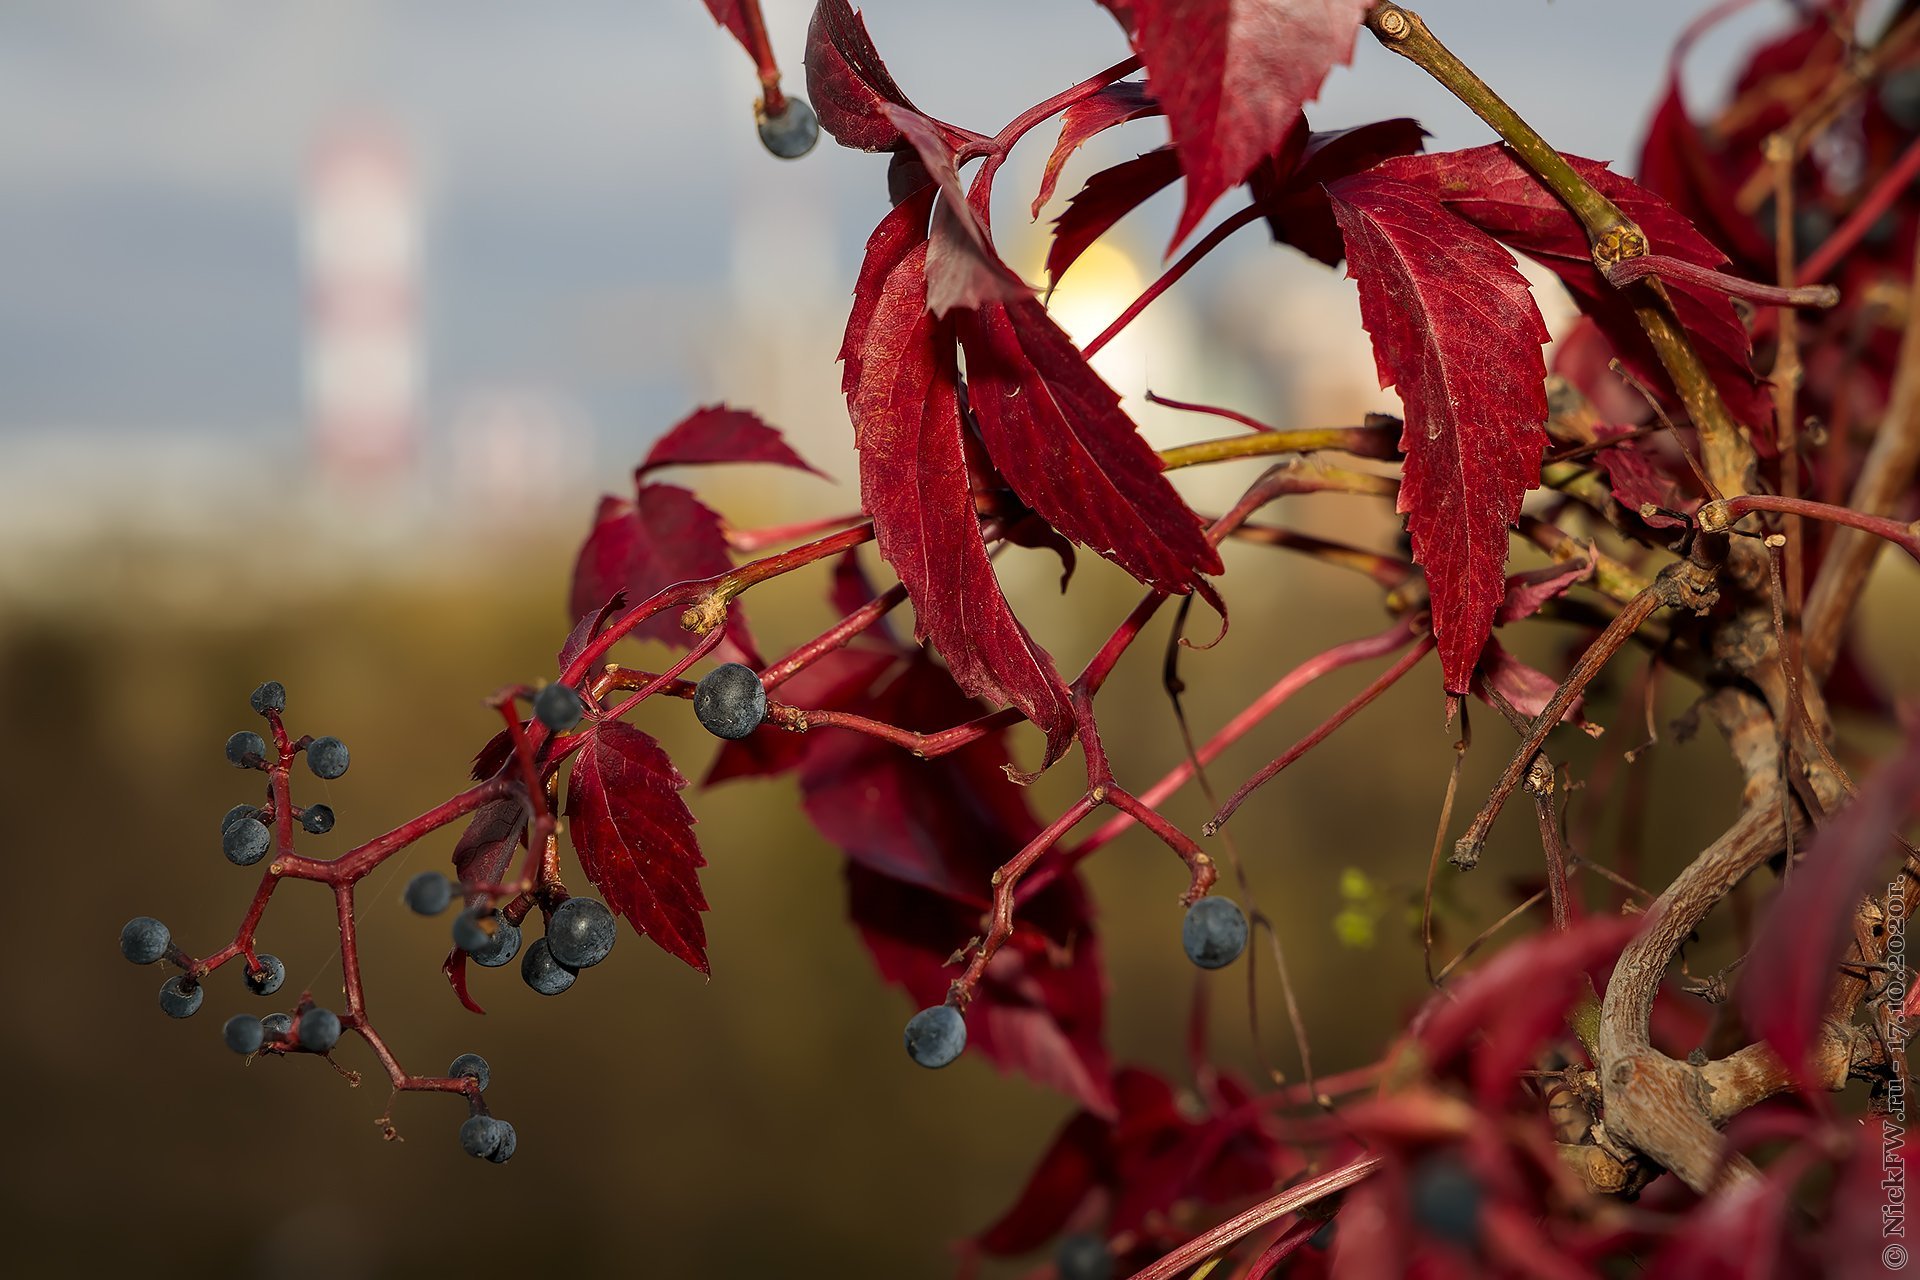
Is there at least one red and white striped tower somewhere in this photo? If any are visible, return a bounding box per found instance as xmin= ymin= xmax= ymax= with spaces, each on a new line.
xmin=304 ymin=124 xmax=420 ymax=482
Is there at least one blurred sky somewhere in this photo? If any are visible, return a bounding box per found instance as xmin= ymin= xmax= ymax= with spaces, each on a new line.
xmin=0 ymin=0 xmax=1809 ymax=545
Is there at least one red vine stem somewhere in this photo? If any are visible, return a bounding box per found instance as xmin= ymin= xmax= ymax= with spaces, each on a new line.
xmin=1057 ymin=618 xmax=1423 ymax=872
xmin=1124 ymin=1156 xmax=1384 ymax=1280
xmin=732 ymin=0 xmax=786 ymax=113
xmin=1796 ymin=134 xmax=1920 ymax=286
xmin=1084 ymin=203 xmax=1267 ymax=357
xmin=1603 ymin=253 xmax=1839 ymax=309
xmin=1205 ymin=632 xmax=1435 ymax=833
xmin=1702 ymin=493 xmax=1920 ymax=561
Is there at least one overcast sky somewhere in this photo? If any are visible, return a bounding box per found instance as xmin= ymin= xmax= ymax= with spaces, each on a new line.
xmin=0 ymin=1 xmax=1798 ymax=456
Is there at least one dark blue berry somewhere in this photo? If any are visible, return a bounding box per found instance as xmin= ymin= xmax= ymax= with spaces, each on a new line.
xmin=1182 ymin=897 xmax=1248 ymax=970
xmin=120 ymin=917 xmax=171 ymax=965
xmin=485 ymin=1122 xmax=517 ymax=1164
xmin=298 ymin=1006 xmax=342 ymax=1053
xmin=457 ymin=912 xmax=521 ymax=968
xmin=261 ymin=1012 xmax=293 ymax=1040
xmin=243 ymin=953 xmax=286 ymax=996
xmin=299 ymin=804 xmax=335 ymax=835
xmin=693 ymin=663 xmax=767 ymax=739
xmin=1410 ymin=1156 xmax=1482 ymax=1249
xmin=222 ymin=804 xmax=261 ymax=834
xmin=520 ymin=938 xmax=577 ymax=996
xmin=226 ymin=730 xmax=267 ymax=769
xmin=758 ymin=96 xmax=820 ymax=159
xmin=159 ymin=975 xmax=204 ymax=1018
xmin=405 ymin=871 xmax=454 ymax=916
xmin=459 ymin=1114 xmax=509 ymax=1159
xmin=223 ymin=819 xmax=271 ymax=866
xmin=306 ymin=736 xmax=350 ymax=780
xmin=249 ymin=681 xmax=287 ymax=716
xmin=904 ymin=1004 xmax=966 ymax=1069
xmin=223 ymin=1014 xmax=265 ymax=1055
xmin=1055 ymin=1233 xmax=1113 ymax=1280
xmin=546 ymin=897 xmax=616 ymax=969
xmin=449 ymin=1053 xmax=490 ymax=1091
xmin=534 ymin=683 xmax=584 ymax=733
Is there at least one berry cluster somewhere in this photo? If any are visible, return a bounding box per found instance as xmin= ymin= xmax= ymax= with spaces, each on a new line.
xmin=117 ymin=680 xmax=514 ymax=1161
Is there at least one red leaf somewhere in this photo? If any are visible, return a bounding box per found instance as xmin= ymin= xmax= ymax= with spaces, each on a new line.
xmin=843 ymin=233 xmax=1075 ymax=762
xmin=638 ymin=405 xmax=826 ymax=479
xmin=1121 ymin=0 xmax=1372 ymax=246
xmin=1414 ymin=915 xmax=1639 ymax=1105
xmin=1032 ymin=80 xmax=1163 ymax=218
xmin=883 ymin=104 xmax=1029 ymax=316
xmin=1248 ymin=117 xmax=1428 ymax=266
xmin=450 ymin=796 xmax=529 ymax=892
xmin=442 ymin=948 xmax=485 ymax=1016
xmin=1591 ymin=425 xmax=1694 ymax=528
xmin=469 ymin=729 xmax=513 ymax=782
xmin=798 ymin=656 xmax=1046 ymax=904
xmin=803 ymin=0 xmax=923 ymax=152
xmin=850 ymin=865 xmax=1116 ymax=1117
xmin=1471 ymin=639 xmax=1589 ymax=731
xmin=841 ymin=185 xmax=938 ymax=396
xmin=557 ymin=589 xmax=627 ymax=675
xmin=565 ymin=720 xmax=710 ymax=974
xmin=1047 ymin=147 xmax=1183 ymax=285
xmin=956 ymin=297 xmax=1221 ymax=593
xmin=1494 ymin=557 xmax=1593 ymax=626
xmin=696 ymin=1 xmax=753 ymax=51
xmin=972 ymin=1065 xmax=1285 ymax=1256
xmin=568 ymin=483 xmax=759 ymax=662
xmin=1739 ymin=727 xmax=1920 ymax=1081
xmin=1328 ymin=172 xmax=1550 ymax=693
xmin=972 ymin=1110 xmax=1109 ymax=1254
xmin=1377 ymin=145 xmax=1769 ymax=434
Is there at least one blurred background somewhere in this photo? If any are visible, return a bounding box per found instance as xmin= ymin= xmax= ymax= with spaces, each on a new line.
xmin=5 ymin=1 xmax=1915 ymax=1276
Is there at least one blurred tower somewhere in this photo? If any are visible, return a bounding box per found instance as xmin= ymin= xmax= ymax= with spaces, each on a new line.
xmin=304 ymin=123 xmax=420 ymax=483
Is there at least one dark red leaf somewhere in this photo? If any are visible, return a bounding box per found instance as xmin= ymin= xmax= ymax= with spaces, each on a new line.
xmin=1636 ymin=60 xmax=1772 ymax=273
xmin=638 ymin=405 xmax=826 ymax=479
xmin=1414 ymin=914 xmax=1639 ymax=1104
xmin=1471 ymin=639 xmax=1590 ymax=731
xmin=1249 ymin=117 xmax=1428 ymax=266
xmin=803 ymin=0 xmax=923 ymax=152
xmin=1047 ymin=147 xmax=1183 ymax=285
xmin=883 ymin=104 xmax=1028 ymax=315
xmin=1592 ymin=425 xmax=1694 ymax=528
xmin=1122 ymin=0 xmax=1373 ymax=245
xmin=1032 ymin=80 xmax=1163 ymax=218
xmin=697 ymin=1 xmax=754 ymax=53
xmin=843 ymin=235 xmax=1075 ymax=762
xmin=442 ymin=948 xmax=484 ymax=1016
xmin=1328 ymin=172 xmax=1550 ymax=693
xmin=956 ymin=297 xmax=1221 ymax=593
xmin=469 ymin=729 xmax=513 ymax=783
xmin=1376 ymin=145 xmax=1769 ymax=434
xmin=798 ymin=656 xmax=1045 ymax=904
xmin=568 ymin=483 xmax=760 ymax=662
xmin=972 ymin=1064 xmax=1284 ymax=1256
xmin=450 ymin=795 xmax=529 ymax=892
xmin=851 ymin=865 xmax=1115 ymax=1117
xmin=557 ymin=590 xmax=627 ymax=675
xmin=1494 ymin=557 xmax=1592 ymax=626
xmin=972 ymin=1110 xmax=1109 ymax=1254
xmin=565 ymin=720 xmax=710 ymax=974
xmin=704 ymin=646 xmax=897 ymax=785
xmin=841 ymin=185 xmax=937 ymax=396
xmin=1739 ymin=727 xmax=1920 ymax=1081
